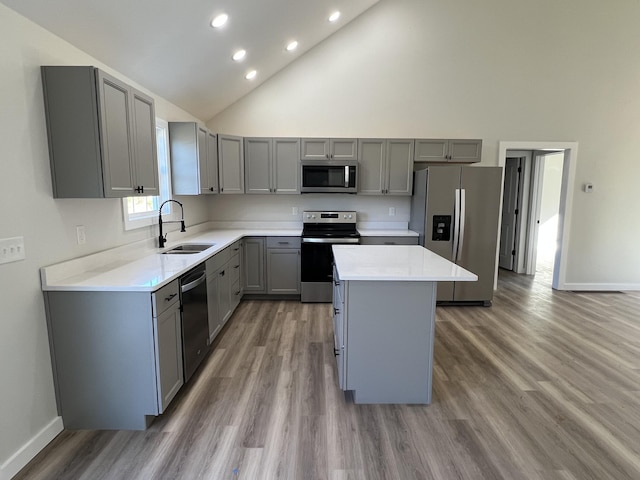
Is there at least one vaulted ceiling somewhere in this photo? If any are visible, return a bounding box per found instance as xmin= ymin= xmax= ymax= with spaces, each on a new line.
xmin=1 ymin=0 xmax=380 ymax=121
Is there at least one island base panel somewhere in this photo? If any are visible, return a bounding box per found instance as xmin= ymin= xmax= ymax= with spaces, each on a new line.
xmin=346 ymin=281 xmax=436 ymax=404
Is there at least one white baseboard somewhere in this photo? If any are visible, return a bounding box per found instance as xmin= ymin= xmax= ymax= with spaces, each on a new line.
xmin=561 ymin=283 xmax=640 ymax=292
xmin=0 ymin=417 xmax=63 ymax=480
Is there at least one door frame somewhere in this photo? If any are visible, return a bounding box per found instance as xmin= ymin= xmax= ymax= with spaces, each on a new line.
xmin=497 ymin=141 xmax=578 ymax=290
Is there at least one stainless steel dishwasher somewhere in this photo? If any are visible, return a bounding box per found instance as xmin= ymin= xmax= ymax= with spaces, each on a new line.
xmin=179 ymin=264 xmax=209 ymax=381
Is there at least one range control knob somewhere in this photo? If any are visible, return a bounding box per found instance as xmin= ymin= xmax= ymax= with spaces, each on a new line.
xmin=348 ymin=214 xmax=353 ymax=219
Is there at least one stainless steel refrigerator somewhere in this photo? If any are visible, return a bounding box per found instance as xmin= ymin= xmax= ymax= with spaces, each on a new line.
xmin=409 ymin=166 xmax=502 ymax=305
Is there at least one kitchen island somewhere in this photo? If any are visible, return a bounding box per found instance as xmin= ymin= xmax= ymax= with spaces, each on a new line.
xmin=331 ymin=245 xmax=477 ymax=404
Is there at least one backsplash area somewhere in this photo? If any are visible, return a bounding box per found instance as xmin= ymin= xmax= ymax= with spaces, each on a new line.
xmin=207 ymin=194 xmax=411 ymax=228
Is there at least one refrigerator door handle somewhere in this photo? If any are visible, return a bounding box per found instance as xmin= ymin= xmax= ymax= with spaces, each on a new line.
xmin=452 ymin=188 xmax=461 ymax=262
xmin=457 ymin=188 xmax=466 ymax=263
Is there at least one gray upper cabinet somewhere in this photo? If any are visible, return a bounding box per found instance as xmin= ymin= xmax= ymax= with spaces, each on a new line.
xmin=358 ymin=139 xmax=414 ymax=196
xmin=169 ymin=122 xmax=218 ymax=195
xmin=41 ymin=66 xmax=158 ymax=198
xmin=301 ymin=138 xmax=357 ymax=160
xmin=414 ymin=139 xmax=482 ymax=163
xmin=218 ymin=134 xmax=245 ymax=194
xmin=245 ymin=137 xmax=300 ymax=194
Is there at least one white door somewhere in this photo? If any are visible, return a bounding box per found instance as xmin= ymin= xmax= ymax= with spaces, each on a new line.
xmin=499 ymin=158 xmax=521 ymax=270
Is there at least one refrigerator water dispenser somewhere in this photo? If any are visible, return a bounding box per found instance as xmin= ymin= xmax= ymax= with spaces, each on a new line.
xmin=432 ymin=215 xmax=451 ymax=241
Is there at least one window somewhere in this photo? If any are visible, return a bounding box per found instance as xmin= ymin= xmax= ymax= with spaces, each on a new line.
xmin=122 ymin=118 xmax=173 ymax=230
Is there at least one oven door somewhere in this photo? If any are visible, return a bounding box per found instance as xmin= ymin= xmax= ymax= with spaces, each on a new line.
xmin=300 ymin=237 xmax=359 ymax=302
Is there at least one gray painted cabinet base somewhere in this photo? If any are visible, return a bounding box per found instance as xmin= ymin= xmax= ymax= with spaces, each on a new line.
xmin=334 ymin=272 xmax=436 ymax=404
xmin=44 ymin=289 xmax=181 ymax=430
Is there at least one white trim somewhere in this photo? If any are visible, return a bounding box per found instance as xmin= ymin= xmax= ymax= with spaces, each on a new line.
xmin=498 ymin=141 xmax=578 ymax=291
xmin=0 ymin=417 xmax=63 ymax=480
xmin=562 ymin=283 xmax=640 ymax=292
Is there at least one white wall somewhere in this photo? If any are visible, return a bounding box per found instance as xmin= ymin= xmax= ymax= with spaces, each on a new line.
xmin=209 ymin=0 xmax=640 ymax=288
xmin=0 ymin=5 xmax=209 ymax=477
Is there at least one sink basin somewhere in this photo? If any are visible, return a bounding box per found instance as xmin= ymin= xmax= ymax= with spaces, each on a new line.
xmin=162 ymin=243 xmax=215 ymax=254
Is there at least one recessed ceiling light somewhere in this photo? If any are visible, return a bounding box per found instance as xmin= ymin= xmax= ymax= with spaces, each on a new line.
xmin=328 ymin=11 xmax=341 ymax=22
xmin=211 ymin=13 xmax=228 ymax=28
xmin=286 ymin=41 xmax=298 ymax=52
xmin=232 ymin=49 xmax=246 ymax=61
xmin=245 ymin=70 xmax=257 ymax=80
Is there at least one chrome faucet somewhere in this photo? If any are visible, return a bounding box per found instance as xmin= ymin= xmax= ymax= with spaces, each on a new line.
xmin=158 ymin=199 xmax=186 ymax=248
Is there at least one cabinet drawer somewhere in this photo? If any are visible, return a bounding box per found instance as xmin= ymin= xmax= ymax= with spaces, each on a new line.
xmin=152 ymin=280 xmax=179 ymax=317
xmin=266 ymin=236 xmax=301 ymax=249
xmin=360 ymin=236 xmax=419 ymax=245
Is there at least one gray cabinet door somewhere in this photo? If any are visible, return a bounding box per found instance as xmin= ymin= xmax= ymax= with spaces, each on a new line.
xmin=218 ymin=134 xmax=245 ymax=194
xmin=154 ymin=303 xmax=183 ymax=412
xmin=266 ymin=248 xmax=300 ymax=294
xmin=330 ymin=138 xmax=358 ymax=160
xmin=243 ymin=237 xmax=266 ymax=293
xmin=218 ymin=263 xmax=232 ymax=325
xmin=273 ymin=138 xmax=300 ymax=194
xmin=206 ymin=271 xmax=222 ymax=343
xmin=414 ymin=139 xmax=448 ymax=163
xmin=97 ymin=70 xmax=136 ymax=197
xmin=205 ymin=131 xmax=219 ymax=193
xmin=245 ymin=137 xmax=272 ymax=194
xmin=357 ymin=139 xmax=386 ymax=195
xmin=131 ymin=88 xmax=159 ymax=196
xmin=386 ymin=139 xmax=414 ymax=195
xmin=449 ymin=139 xmax=482 ymax=163
xmin=301 ymin=138 xmax=330 ymax=159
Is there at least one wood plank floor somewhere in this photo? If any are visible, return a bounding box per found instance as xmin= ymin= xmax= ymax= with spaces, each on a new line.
xmin=16 ymin=271 xmax=640 ymax=479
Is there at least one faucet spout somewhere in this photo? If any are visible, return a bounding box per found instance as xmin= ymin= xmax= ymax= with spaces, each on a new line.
xmin=158 ymin=199 xmax=185 ymax=248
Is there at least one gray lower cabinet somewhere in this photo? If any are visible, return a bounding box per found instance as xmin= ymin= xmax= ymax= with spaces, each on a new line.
xmin=41 ymin=66 xmax=158 ymax=198
xmin=44 ymin=280 xmax=183 ymax=430
xmin=358 ymin=139 xmax=414 ymax=195
xmin=266 ymin=237 xmax=301 ymax=294
xmin=244 ymin=137 xmax=300 ymax=194
xmin=359 ymin=236 xmax=419 ymax=245
xmin=414 ymin=139 xmax=482 ymax=163
xmin=218 ymin=134 xmax=245 ymax=194
xmin=243 ymin=237 xmax=266 ymax=293
xmin=169 ymin=122 xmax=219 ymax=194
xmin=206 ymin=241 xmax=243 ymax=343
xmin=332 ymin=265 xmax=436 ymax=404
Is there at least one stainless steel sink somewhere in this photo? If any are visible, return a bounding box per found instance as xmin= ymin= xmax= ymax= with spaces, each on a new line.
xmin=162 ymin=243 xmax=215 ymax=254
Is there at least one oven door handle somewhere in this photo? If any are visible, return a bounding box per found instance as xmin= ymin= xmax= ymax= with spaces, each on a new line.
xmin=302 ymin=238 xmax=360 ymax=244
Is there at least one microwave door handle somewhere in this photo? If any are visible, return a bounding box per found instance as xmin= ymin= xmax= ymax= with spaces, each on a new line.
xmin=344 ymin=166 xmax=349 ymax=187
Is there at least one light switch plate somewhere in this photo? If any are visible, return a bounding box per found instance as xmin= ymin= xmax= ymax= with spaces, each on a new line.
xmin=0 ymin=236 xmax=26 ymax=265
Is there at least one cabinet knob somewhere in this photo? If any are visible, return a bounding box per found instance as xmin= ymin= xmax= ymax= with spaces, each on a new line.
xmin=333 ymin=347 xmax=340 ymax=357
xmin=219 ymin=270 xmax=225 ymax=277
xmin=333 ymin=307 xmax=340 ymax=315
xmin=210 ymin=187 xmax=214 ymax=192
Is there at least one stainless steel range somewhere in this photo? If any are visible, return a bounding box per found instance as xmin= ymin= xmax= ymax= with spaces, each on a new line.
xmin=301 ymin=211 xmax=360 ymax=303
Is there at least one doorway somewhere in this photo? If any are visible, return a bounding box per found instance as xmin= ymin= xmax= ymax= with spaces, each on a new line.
xmin=497 ymin=142 xmax=578 ymax=291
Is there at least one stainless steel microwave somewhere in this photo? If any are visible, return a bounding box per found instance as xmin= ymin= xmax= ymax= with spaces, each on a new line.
xmin=300 ymin=159 xmax=358 ymax=194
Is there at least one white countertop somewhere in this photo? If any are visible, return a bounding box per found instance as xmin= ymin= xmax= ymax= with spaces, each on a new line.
xmin=40 ymin=229 xmax=300 ymax=292
xmin=332 ymin=245 xmax=478 ymax=282
xmin=357 ymin=228 xmax=418 ymax=237
xmin=40 ymin=227 xmax=421 ymax=292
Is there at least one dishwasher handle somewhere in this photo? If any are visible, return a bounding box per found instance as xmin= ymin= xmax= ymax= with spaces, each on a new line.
xmin=181 ymin=272 xmax=207 ymax=293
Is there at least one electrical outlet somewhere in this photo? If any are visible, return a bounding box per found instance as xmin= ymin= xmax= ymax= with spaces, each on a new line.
xmin=0 ymin=236 xmax=26 ymax=264
xmin=389 ymin=207 xmax=396 ymax=216
xmin=292 ymin=207 xmax=299 ymax=215
xmin=76 ymin=225 xmax=86 ymax=245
